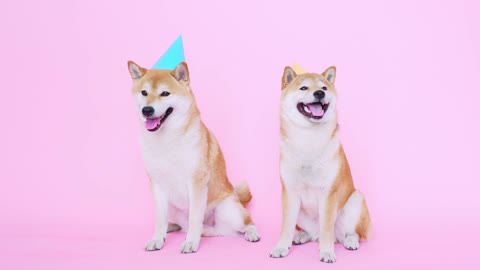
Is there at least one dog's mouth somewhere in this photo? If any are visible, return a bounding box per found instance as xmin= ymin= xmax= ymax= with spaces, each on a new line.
xmin=144 ymin=107 xmax=173 ymax=132
xmin=297 ymin=101 xmax=330 ymax=120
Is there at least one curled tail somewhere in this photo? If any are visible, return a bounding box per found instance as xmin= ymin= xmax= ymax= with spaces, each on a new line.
xmin=234 ymin=182 xmax=252 ymax=207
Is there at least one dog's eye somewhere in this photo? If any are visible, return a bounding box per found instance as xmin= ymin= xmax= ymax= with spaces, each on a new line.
xmin=300 ymin=86 xmax=308 ymax=90
xmin=321 ymin=86 xmax=328 ymax=91
xmin=141 ymin=90 xmax=148 ymax=96
xmin=160 ymin=91 xmax=170 ymax=97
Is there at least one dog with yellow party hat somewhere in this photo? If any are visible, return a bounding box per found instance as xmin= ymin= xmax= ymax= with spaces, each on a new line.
xmin=270 ymin=63 xmax=372 ymax=262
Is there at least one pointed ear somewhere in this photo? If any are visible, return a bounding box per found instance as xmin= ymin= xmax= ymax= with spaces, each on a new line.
xmin=128 ymin=61 xmax=147 ymax=80
xmin=282 ymin=66 xmax=297 ymax=89
xmin=171 ymin=62 xmax=190 ymax=84
xmin=322 ymin=66 xmax=336 ymax=84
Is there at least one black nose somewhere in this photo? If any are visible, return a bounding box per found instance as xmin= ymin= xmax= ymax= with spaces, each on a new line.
xmin=142 ymin=106 xmax=155 ymax=117
xmin=313 ymin=90 xmax=325 ymax=99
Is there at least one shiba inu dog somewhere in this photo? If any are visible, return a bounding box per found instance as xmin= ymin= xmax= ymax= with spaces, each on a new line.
xmin=127 ymin=61 xmax=260 ymax=254
xmin=270 ymin=66 xmax=372 ymax=262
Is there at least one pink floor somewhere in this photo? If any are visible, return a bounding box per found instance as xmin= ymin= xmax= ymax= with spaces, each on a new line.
xmin=2 ymin=220 xmax=479 ymax=269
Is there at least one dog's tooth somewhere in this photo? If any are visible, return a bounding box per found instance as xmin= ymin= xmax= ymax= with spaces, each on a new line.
xmin=304 ymin=105 xmax=311 ymax=113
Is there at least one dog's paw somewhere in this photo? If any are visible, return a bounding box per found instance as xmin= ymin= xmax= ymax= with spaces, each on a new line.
xmin=319 ymin=251 xmax=336 ymax=263
xmin=292 ymin=231 xmax=311 ymax=245
xmin=270 ymin=246 xmax=290 ymax=258
xmin=145 ymin=238 xmax=165 ymax=251
xmin=244 ymin=226 xmax=260 ymax=242
xmin=180 ymin=240 xmax=199 ymax=254
xmin=343 ymin=234 xmax=359 ymax=250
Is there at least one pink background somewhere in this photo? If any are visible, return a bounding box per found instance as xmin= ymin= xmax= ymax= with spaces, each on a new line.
xmin=1 ymin=0 xmax=480 ymax=269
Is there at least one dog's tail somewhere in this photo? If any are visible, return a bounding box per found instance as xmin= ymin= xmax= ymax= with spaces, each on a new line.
xmin=234 ymin=182 xmax=252 ymax=207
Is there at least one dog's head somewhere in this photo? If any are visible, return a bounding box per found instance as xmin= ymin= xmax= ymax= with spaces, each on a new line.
xmin=128 ymin=61 xmax=194 ymax=132
xmin=281 ymin=66 xmax=337 ymax=127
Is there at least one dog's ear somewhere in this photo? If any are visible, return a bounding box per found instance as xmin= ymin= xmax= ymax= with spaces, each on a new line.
xmin=171 ymin=62 xmax=190 ymax=85
xmin=128 ymin=61 xmax=147 ymax=80
xmin=322 ymin=66 xmax=336 ymax=84
xmin=282 ymin=66 xmax=297 ymax=89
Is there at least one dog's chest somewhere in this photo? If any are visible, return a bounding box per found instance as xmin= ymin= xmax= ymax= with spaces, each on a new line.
xmin=141 ymin=133 xmax=201 ymax=208
xmin=281 ymin=141 xmax=339 ymax=189
xmin=299 ymin=187 xmax=324 ymax=217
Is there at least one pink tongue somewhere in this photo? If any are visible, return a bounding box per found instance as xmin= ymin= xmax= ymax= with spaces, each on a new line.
xmin=307 ymin=103 xmax=324 ymax=117
xmin=145 ymin=117 xmax=161 ymax=130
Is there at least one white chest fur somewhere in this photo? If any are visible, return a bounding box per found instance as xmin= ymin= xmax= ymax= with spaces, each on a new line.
xmin=280 ymin=123 xmax=340 ymax=210
xmin=140 ymin=124 xmax=201 ymax=210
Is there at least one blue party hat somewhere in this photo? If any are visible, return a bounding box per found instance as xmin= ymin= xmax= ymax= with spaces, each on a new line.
xmin=152 ymin=35 xmax=185 ymax=70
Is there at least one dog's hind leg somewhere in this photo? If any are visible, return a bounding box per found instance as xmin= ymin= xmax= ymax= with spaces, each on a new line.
xmin=209 ymin=196 xmax=260 ymax=242
xmin=335 ymin=190 xmax=372 ymax=250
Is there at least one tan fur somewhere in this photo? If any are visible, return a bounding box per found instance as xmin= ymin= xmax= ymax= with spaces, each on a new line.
xmin=328 ymin=146 xmax=355 ymax=215
xmin=356 ymin=199 xmax=372 ymax=240
xmin=243 ymin=209 xmax=254 ymax=226
xmin=129 ymin=61 xmax=259 ymax=252
xmin=272 ymin=65 xmax=371 ymax=261
xmin=235 ymin=182 xmax=253 ymax=206
xmin=128 ymin=61 xmax=237 ymax=205
xmin=282 ymin=72 xmax=335 ymax=93
xmin=129 ymin=67 xmax=190 ymax=98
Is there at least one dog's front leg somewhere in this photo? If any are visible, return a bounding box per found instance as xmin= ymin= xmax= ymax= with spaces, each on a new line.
xmin=145 ymin=181 xmax=168 ymax=251
xmin=270 ymin=182 xmax=300 ymax=258
xmin=180 ymin=175 xmax=208 ymax=254
xmin=318 ymin=192 xmax=337 ymax=263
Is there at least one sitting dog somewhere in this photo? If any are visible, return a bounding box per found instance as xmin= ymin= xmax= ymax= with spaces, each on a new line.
xmin=270 ymin=66 xmax=371 ymax=262
xmin=127 ymin=61 xmax=260 ymax=253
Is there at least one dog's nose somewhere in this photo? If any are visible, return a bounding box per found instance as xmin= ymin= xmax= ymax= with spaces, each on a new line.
xmin=313 ymin=90 xmax=325 ymax=100
xmin=142 ymin=106 xmax=155 ymax=117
